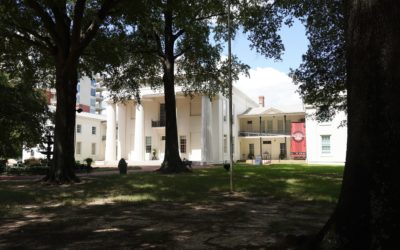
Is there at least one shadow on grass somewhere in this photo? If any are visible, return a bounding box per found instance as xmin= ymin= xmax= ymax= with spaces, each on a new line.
xmin=0 ymin=164 xmax=343 ymax=248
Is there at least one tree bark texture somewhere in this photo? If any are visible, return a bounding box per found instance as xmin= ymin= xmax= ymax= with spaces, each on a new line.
xmin=317 ymin=1 xmax=400 ymax=249
xmin=158 ymin=3 xmax=190 ymax=173
xmin=45 ymin=66 xmax=79 ymax=183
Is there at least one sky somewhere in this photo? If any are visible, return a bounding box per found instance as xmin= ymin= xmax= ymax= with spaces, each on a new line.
xmin=228 ymin=19 xmax=309 ymax=109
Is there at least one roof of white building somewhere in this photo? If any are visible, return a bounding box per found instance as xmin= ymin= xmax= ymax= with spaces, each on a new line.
xmin=77 ymin=112 xmax=106 ymax=121
xmin=239 ymin=104 xmax=305 ymax=117
xmin=106 ymin=85 xmax=258 ymax=107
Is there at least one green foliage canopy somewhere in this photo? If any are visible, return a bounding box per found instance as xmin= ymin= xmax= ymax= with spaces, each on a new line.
xmin=0 ymin=72 xmax=49 ymax=159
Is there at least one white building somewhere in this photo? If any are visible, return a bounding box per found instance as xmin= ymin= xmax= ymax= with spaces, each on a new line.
xmin=23 ymin=76 xmax=107 ymax=162
xmin=23 ymin=112 xmax=106 ymax=162
xmin=76 ymin=76 xmax=106 ymax=114
xmin=104 ymin=86 xmax=257 ymax=165
xmin=238 ymin=97 xmax=306 ymax=161
xmin=305 ymin=108 xmax=347 ymax=165
xmin=74 ymin=112 xmax=107 ymax=161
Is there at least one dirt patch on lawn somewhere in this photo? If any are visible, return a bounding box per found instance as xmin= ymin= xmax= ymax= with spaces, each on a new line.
xmin=0 ymin=191 xmax=334 ymax=249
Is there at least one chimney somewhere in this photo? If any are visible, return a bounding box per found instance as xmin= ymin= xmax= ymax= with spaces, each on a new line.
xmin=258 ymin=96 xmax=265 ymax=108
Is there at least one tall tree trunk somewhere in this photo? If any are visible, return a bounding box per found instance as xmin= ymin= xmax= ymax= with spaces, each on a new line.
xmin=314 ymin=1 xmax=400 ymax=249
xmin=44 ymin=66 xmax=79 ymax=183
xmin=158 ymin=4 xmax=190 ymax=173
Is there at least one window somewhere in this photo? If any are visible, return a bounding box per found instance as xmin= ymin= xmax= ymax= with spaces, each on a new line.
xmin=263 ymin=141 xmax=271 ymax=144
xmin=145 ymin=136 xmax=152 ymax=153
xmin=30 ymin=149 xmax=34 ymax=157
xmin=249 ymin=144 xmax=255 ymax=155
xmin=267 ymin=120 xmax=273 ymax=131
xmin=90 ymin=88 xmax=96 ymax=96
xmin=76 ymin=95 xmax=80 ymax=104
xmin=162 ymin=136 xmax=166 ymax=141
xmin=76 ymin=124 xmax=81 ymax=133
xmin=247 ymin=120 xmax=253 ymax=131
xmin=261 ymin=120 xmax=265 ymax=132
xmin=285 ymin=119 xmax=291 ymax=133
xmin=223 ymin=135 xmax=227 ymax=153
xmin=223 ymin=100 xmax=227 ymax=122
xmin=321 ymin=135 xmax=331 ymax=154
xmin=90 ymin=98 xmax=96 ymax=106
xmin=278 ymin=120 xmax=284 ymax=132
xmin=76 ymin=142 xmax=81 ymax=154
xmin=90 ymin=79 xmax=96 ymax=86
xmin=92 ymin=126 xmax=96 ymax=135
xmin=77 ymin=84 xmax=80 ymax=92
xmin=280 ymin=143 xmax=286 ymax=158
xmin=91 ymin=143 xmax=96 ymax=155
xmin=180 ymin=136 xmax=187 ymax=153
xmin=160 ymin=103 xmax=166 ymax=124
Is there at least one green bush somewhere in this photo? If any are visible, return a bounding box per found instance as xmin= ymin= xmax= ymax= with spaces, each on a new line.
xmin=0 ymin=160 xmax=6 ymax=173
xmin=3 ymin=165 xmax=48 ymax=175
xmin=84 ymin=158 xmax=93 ymax=167
xmin=24 ymin=158 xmax=42 ymax=167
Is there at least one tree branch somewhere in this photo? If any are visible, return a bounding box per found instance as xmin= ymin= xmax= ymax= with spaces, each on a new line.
xmin=49 ymin=1 xmax=70 ymax=45
xmin=153 ymin=32 xmax=165 ymax=58
xmin=8 ymin=31 xmax=50 ymax=53
xmin=174 ymin=47 xmax=189 ymax=60
xmin=23 ymin=0 xmax=60 ymax=45
xmin=71 ymin=0 xmax=86 ymax=48
xmin=4 ymin=19 xmax=55 ymax=50
xmin=79 ymin=0 xmax=120 ymax=51
xmin=173 ymin=29 xmax=185 ymax=41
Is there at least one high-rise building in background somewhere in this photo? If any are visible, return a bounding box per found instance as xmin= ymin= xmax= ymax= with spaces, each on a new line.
xmin=76 ymin=76 xmax=106 ymax=115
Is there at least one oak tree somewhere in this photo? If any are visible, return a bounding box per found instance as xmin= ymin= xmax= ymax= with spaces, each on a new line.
xmin=0 ymin=0 xmax=123 ymax=183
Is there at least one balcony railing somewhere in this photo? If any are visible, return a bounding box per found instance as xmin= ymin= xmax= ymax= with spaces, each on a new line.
xmin=152 ymin=120 xmax=166 ymax=127
xmin=239 ymin=130 xmax=291 ymax=137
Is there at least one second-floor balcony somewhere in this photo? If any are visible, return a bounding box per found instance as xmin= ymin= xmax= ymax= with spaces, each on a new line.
xmin=239 ymin=130 xmax=291 ymax=137
xmin=152 ymin=120 xmax=166 ymax=127
xmin=95 ymin=93 xmax=104 ymax=101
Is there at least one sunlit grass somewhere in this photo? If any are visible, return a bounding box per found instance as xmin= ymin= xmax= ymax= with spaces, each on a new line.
xmin=0 ymin=164 xmax=343 ymax=219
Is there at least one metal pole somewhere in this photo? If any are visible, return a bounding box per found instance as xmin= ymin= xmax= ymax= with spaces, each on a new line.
xmin=228 ymin=0 xmax=233 ymax=193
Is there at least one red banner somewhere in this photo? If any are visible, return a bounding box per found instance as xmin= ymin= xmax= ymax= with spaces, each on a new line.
xmin=290 ymin=122 xmax=306 ymax=159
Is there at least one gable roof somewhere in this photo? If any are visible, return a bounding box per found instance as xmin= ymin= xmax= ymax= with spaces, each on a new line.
xmin=239 ymin=105 xmax=305 ymax=117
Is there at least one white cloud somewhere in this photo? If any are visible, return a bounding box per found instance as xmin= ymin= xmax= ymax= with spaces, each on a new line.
xmin=234 ymin=67 xmax=304 ymax=110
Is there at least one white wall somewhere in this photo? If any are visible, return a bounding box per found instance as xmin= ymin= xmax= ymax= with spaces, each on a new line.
xmin=306 ymin=109 xmax=347 ymax=165
xmin=74 ymin=113 xmax=106 ymax=161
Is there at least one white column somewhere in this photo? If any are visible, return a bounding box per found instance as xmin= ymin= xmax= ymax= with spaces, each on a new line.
xmin=134 ymin=104 xmax=144 ymax=161
xmin=105 ymin=103 xmax=116 ymax=161
xmin=201 ymin=96 xmax=212 ymax=164
xmin=117 ymin=103 xmax=126 ymax=160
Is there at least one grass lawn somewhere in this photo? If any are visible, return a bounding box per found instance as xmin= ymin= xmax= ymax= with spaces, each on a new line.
xmin=0 ymin=164 xmax=343 ymax=249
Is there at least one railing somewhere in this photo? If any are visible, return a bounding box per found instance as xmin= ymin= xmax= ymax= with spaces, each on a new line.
xmin=152 ymin=120 xmax=166 ymax=127
xmin=238 ymin=130 xmax=291 ymax=137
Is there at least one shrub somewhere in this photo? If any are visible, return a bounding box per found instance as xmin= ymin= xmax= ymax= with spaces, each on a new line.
xmin=0 ymin=159 xmax=6 ymax=173
xmin=24 ymin=158 xmax=42 ymax=167
xmin=3 ymin=165 xmax=48 ymax=175
xmin=84 ymin=158 xmax=93 ymax=167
